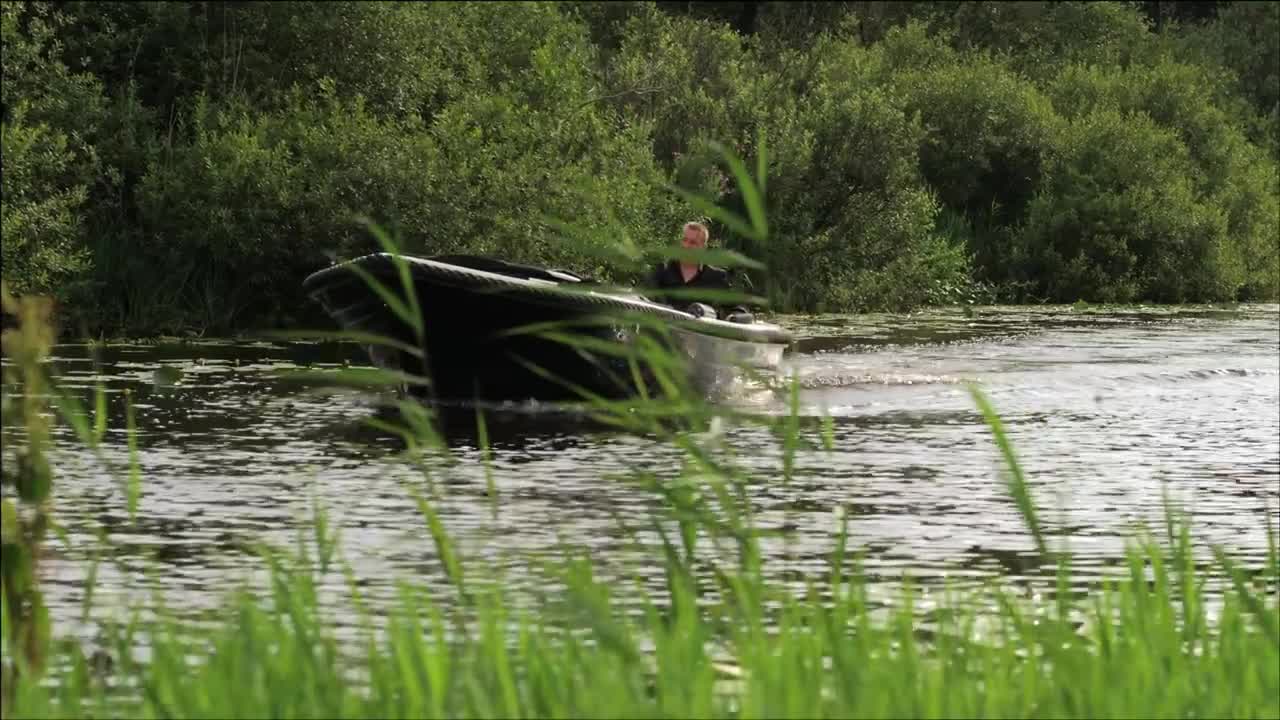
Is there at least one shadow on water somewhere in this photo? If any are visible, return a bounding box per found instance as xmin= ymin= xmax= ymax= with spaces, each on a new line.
xmin=361 ymin=400 xmax=630 ymax=450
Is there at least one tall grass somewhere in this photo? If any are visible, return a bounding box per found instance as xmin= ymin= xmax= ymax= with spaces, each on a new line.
xmin=5 ymin=392 xmax=1278 ymax=719
xmin=2 ymin=144 xmax=1278 ymax=720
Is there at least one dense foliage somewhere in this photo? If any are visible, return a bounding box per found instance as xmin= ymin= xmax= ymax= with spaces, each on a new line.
xmin=2 ymin=1 xmax=1277 ymax=335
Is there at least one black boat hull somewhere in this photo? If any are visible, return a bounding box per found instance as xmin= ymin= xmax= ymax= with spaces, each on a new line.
xmin=302 ymin=254 xmax=792 ymax=403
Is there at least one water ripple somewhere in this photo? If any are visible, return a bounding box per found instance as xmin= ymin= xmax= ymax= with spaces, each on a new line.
xmin=2 ymin=304 xmax=1276 ymax=631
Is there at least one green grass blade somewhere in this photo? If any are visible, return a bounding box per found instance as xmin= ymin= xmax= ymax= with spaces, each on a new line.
xmin=707 ymin=140 xmax=767 ymax=243
xmin=1212 ymin=545 xmax=1279 ymax=646
xmin=124 ymin=389 xmax=141 ymax=523
xmin=966 ymin=383 xmax=1047 ymax=558
xmin=92 ymin=381 xmax=108 ymax=446
xmin=475 ymin=408 xmax=498 ymax=522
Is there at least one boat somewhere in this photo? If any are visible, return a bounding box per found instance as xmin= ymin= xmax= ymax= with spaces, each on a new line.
xmin=302 ymin=253 xmax=793 ymax=403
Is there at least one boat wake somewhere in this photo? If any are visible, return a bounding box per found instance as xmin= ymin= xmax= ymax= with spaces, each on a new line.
xmin=789 ymin=371 xmax=968 ymax=389
xmin=1127 ymin=367 xmax=1278 ymax=383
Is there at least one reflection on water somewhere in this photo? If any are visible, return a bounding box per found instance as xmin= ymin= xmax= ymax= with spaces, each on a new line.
xmin=3 ymin=305 xmax=1278 ymax=631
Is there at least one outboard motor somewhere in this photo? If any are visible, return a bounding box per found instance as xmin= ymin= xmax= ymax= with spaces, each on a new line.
xmin=684 ymin=302 xmax=718 ymax=319
xmin=685 ymin=303 xmax=754 ymax=325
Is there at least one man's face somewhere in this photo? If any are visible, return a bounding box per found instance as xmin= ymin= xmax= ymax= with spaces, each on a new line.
xmin=681 ymin=227 xmax=706 ymax=250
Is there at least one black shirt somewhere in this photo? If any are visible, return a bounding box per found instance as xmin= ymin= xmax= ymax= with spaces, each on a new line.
xmin=645 ymin=261 xmax=747 ymax=317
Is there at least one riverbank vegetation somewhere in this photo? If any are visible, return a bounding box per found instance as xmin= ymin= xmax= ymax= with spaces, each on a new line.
xmin=2 ymin=1 xmax=1278 ymax=337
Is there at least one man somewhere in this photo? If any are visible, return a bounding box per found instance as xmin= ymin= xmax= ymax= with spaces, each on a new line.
xmin=645 ymin=221 xmax=753 ymax=323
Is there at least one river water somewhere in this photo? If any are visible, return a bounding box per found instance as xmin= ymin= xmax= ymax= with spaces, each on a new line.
xmin=4 ymin=304 xmax=1278 ymax=634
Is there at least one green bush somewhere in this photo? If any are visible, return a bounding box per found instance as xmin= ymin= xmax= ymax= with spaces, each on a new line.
xmin=892 ymin=51 xmax=1061 ymax=280
xmin=946 ymin=1 xmax=1153 ymax=81
xmin=1050 ymin=61 xmax=1244 ymax=194
xmin=48 ymin=1 xmax=451 ymax=122
xmin=605 ymin=6 xmax=760 ymax=170
xmin=0 ymin=115 xmax=92 ymax=300
xmin=4 ymin=0 xmax=1278 ymax=334
xmin=122 ymin=5 xmax=683 ymax=332
xmin=757 ymin=39 xmax=969 ymax=312
xmin=416 ymin=92 xmax=680 ymax=281
xmin=386 ymin=4 xmax=686 ymax=280
xmin=129 ymin=90 xmax=438 ymax=333
xmin=1222 ymin=148 xmax=1280 ymax=300
xmin=1016 ymin=109 xmax=1242 ymax=303
xmin=1172 ymin=1 xmax=1280 ymax=156
xmin=1045 ymin=59 xmax=1279 ymax=302
xmin=0 ymin=2 xmax=105 ymax=303
xmin=0 ymin=3 xmax=106 ymax=131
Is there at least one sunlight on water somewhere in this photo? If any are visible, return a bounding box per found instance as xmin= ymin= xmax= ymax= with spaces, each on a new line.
xmin=4 ymin=304 xmax=1277 ymax=632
